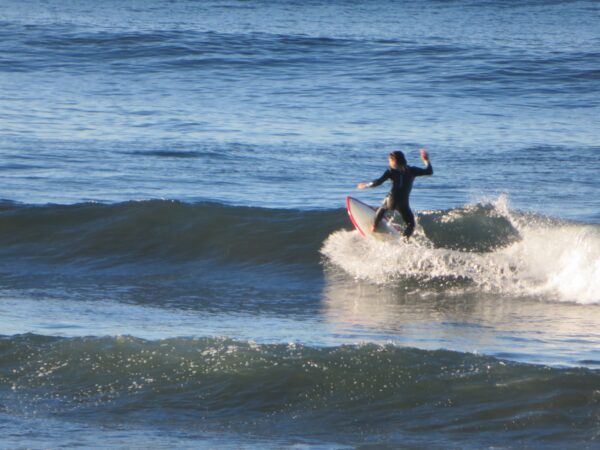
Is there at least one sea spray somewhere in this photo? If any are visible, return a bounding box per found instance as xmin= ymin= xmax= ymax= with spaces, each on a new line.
xmin=322 ymin=197 xmax=600 ymax=304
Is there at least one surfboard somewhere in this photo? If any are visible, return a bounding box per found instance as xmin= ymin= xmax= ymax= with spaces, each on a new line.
xmin=346 ymin=196 xmax=400 ymax=238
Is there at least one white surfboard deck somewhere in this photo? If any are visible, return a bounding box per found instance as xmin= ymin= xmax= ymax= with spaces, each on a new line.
xmin=346 ymin=196 xmax=401 ymax=239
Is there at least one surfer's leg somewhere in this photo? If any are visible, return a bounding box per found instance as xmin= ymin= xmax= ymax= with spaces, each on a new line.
xmin=373 ymin=206 xmax=387 ymax=231
xmin=399 ymin=206 xmax=415 ymax=238
xmin=372 ymin=195 xmax=391 ymax=231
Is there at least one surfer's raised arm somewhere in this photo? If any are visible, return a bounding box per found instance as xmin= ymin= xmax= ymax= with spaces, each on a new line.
xmin=410 ymin=148 xmax=433 ymax=176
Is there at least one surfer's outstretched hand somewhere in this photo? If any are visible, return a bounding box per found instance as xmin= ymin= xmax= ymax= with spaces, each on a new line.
xmin=357 ymin=182 xmax=369 ymax=190
xmin=420 ymin=148 xmax=429 ymax=163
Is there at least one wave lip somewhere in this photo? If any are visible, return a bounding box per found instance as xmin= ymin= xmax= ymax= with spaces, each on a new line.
xmin=1 ymin=334 xmax=599 ymax=444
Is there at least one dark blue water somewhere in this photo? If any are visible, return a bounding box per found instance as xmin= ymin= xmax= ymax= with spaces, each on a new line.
xmin=1 ymin=0 xmax=599 ymax=448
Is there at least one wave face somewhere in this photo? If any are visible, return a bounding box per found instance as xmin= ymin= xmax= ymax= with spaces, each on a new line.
xmin=0 ymin=200 xmax=346 ymax=268
xmin=1 ymin=334 xmax=599 ymax=446
xmin=323 ymin=197 xmax=600 ymax=304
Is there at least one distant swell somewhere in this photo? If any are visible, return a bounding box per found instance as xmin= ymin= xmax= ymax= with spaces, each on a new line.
xmin=3 ymin=26 xmax=598 ymax=97
xmin=1 ymin=334 xmax=598 ymax=443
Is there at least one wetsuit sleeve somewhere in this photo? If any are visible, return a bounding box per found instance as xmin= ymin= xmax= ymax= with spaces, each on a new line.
xmin=409 ymin=162 xmax=433 ymax=177
xmin=367 ymin=170 xmax=390 ymax=187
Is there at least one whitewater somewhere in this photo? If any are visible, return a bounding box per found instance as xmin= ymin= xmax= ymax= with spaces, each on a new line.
xmin=323 ymin=197 xmax=600 ymax=305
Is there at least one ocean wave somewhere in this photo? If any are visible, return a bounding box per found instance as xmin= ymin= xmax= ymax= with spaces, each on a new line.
xmin=322 ymin=197 xmax=600 ymax=304
xmin=0 ymin=200 xmax=346 ymax=267
xmin=1 ymin=334 xmax=598 ymax=443
xmin=1 ymin=21 xmax=597 ymax=111
xmin=2 ymin=198 xmax=599 ymax=305
xmin=0 ymin=27 xmax=359 ymax=74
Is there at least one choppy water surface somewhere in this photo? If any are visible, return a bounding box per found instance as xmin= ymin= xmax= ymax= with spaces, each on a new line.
xmin=1 ymin=0 xmax=599 ymax=448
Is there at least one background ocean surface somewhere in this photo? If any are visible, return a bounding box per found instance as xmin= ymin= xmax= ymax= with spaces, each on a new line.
xmin=1 ymin=0 xmax=599 ymax=448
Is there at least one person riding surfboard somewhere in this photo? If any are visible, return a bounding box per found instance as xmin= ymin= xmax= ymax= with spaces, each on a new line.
xmin=357 ymin=149 xmax=433 ymax=238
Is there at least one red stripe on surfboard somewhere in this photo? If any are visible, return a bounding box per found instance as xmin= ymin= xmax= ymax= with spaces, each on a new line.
xmin=346 ymin=196 xmax=375 ymax=238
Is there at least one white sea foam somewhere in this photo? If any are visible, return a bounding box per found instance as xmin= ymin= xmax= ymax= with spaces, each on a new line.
xmin=322 ymin=197 xmax=600 ymax=304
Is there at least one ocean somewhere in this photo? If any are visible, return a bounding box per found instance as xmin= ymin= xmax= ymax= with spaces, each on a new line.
xmin=1 ymin=0 xmax=599 ymax=448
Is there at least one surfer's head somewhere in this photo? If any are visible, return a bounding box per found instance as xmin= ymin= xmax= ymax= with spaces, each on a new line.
xmin=388 ymin=151 xmax=406 ymax=168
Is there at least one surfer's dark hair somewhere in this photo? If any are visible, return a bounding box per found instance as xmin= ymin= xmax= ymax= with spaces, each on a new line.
xmin=389 ymin=151 xmax=407 ymax=166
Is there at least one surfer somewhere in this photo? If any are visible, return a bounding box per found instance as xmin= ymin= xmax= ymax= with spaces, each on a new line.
xmin=357 ymin=149 xmax=433 ymax=238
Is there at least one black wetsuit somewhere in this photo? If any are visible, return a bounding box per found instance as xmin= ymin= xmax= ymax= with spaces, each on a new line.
xmin=369 ymin=162 xmax=433 ymax=237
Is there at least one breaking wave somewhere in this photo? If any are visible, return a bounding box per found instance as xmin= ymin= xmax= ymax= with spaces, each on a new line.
xmin=322 ymin=197 xmax=600 ymax=304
